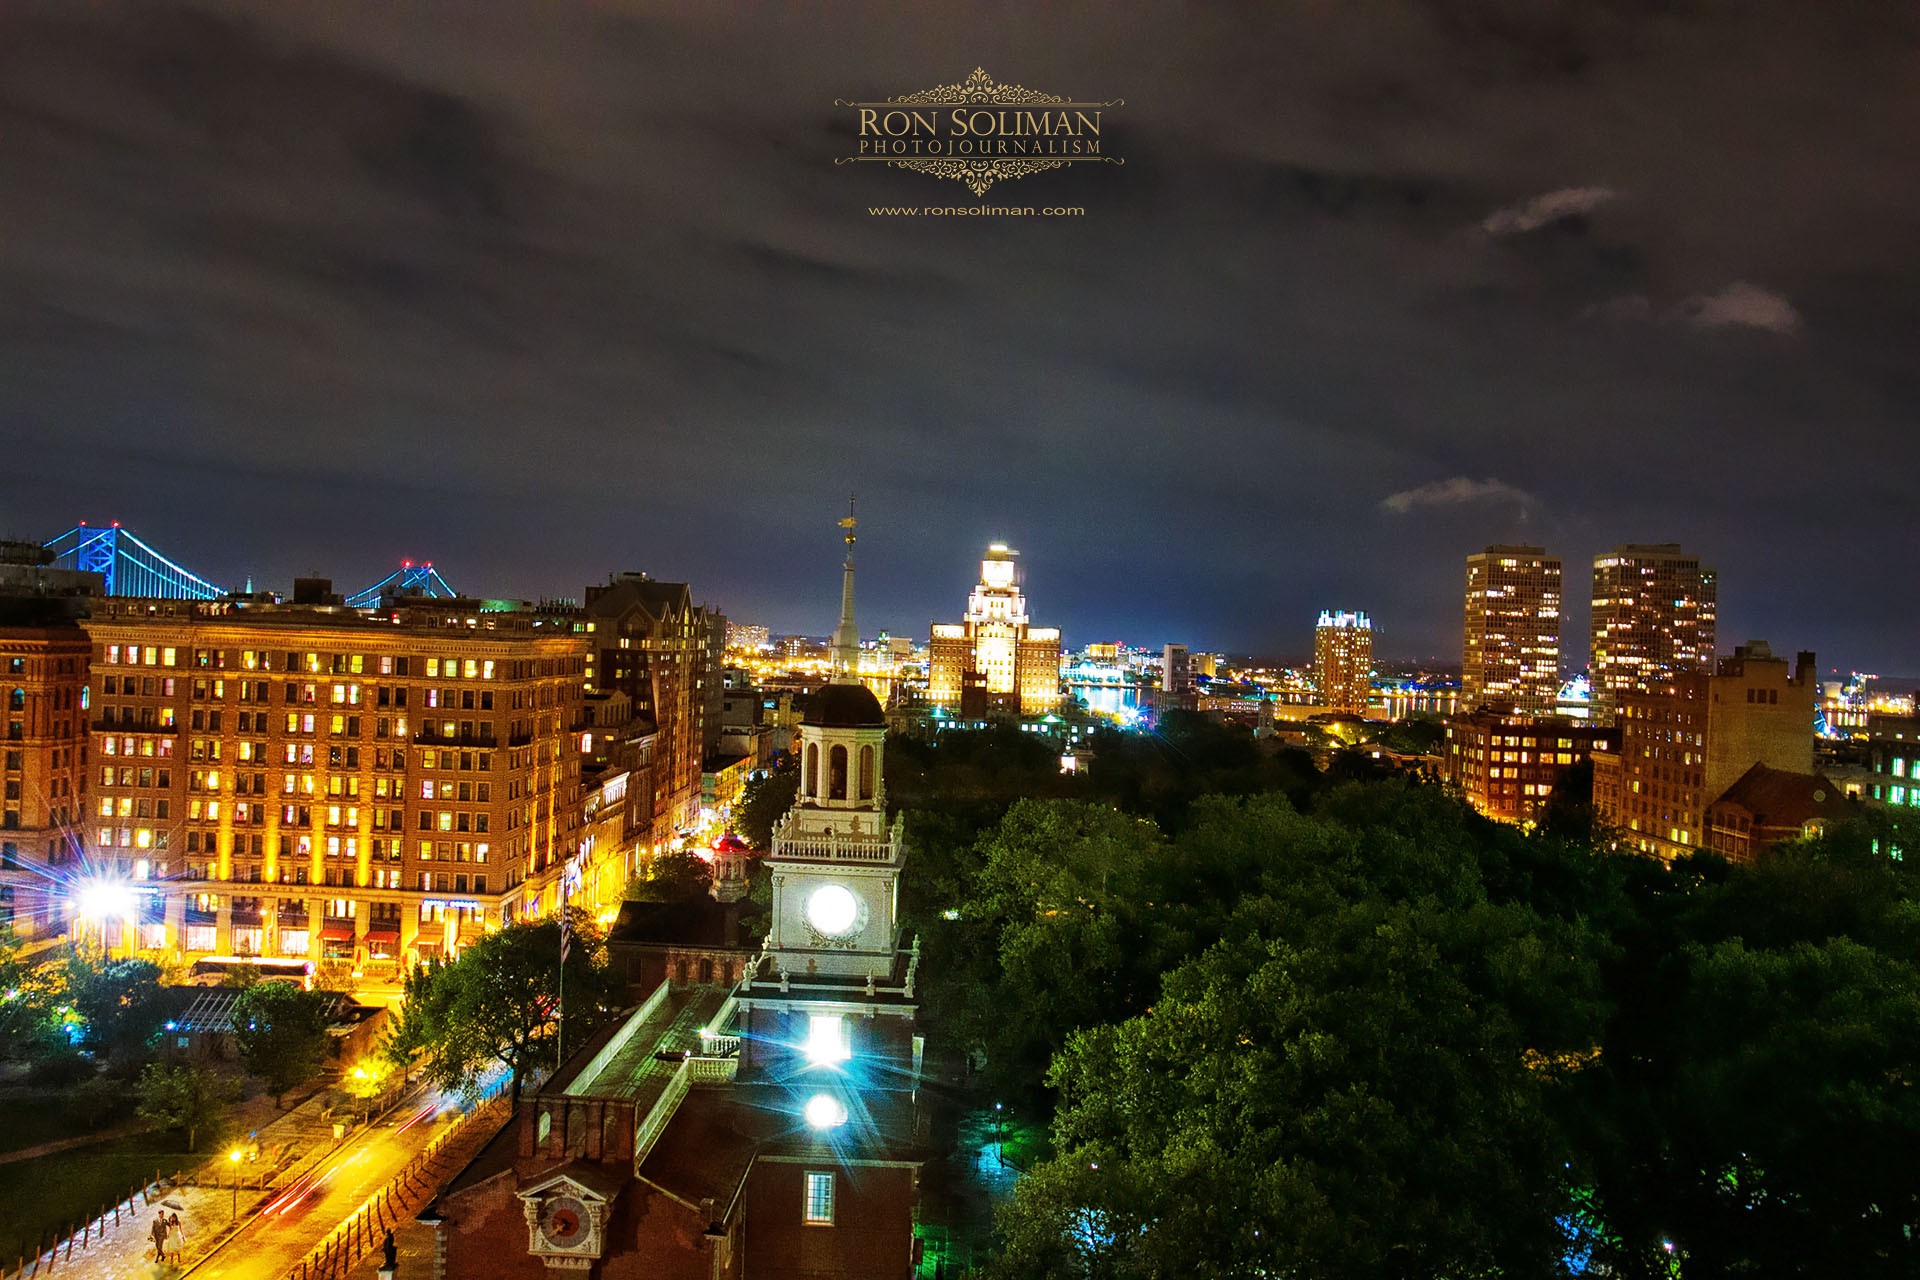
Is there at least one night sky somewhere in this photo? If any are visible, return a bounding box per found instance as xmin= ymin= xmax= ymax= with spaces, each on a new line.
xmin=2 ymin=2 xmax=1915 ymax=673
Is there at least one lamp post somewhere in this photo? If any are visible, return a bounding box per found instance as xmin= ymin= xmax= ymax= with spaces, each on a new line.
xmin=228 ymin=1148 xmax=242 ymax=1221
xmin=994 ymin=1101 xmax=1005 ymax=1168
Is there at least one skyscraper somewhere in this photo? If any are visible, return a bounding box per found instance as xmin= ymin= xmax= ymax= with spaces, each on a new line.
xmin=927 ymin=544 xmax=1061 ymax=716
xmin=1589 ymin=543 xmax=1717 ymax=724
xmin=1463 ymin=546 xmax=1562 ymax=714
xmin=1313 ymin=610 xmax=1373 ymax=713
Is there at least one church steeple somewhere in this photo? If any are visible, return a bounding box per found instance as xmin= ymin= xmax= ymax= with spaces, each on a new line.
xmin=829 ymin=495 xmax=860 ymax=684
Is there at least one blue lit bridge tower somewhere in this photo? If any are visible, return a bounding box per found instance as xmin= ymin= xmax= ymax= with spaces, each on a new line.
xmin=42 ymin=524 xmax=229 ymax=599
xmin=345 ymin=562 xmax=458 ymax=609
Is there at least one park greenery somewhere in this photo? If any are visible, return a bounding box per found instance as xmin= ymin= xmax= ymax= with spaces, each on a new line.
xmin=887 ymin=714 xmax=1920 ymax=1278
xmin=135 ymin=1062 xmax=237 ymax=1152
xmin=231 ymin=981 xmax=334 ymax=1107
xmin=384 ymin=910 xmax=619 ymax=1099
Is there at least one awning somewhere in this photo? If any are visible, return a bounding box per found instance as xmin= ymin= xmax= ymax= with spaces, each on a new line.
xmin=363 ymin=928 xmax=400 ymax=943
xmin=319 ymin=924 xmax=355 ymax=943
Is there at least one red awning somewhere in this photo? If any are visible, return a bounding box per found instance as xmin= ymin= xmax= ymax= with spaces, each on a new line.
xmin=319 ymin=924 xmax=354 ymax=943
xmin=363 ymin=928 xmax=400 ymax=943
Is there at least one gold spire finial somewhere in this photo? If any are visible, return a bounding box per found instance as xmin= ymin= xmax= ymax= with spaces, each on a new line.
xmin=838 ymin=493 xmax=857 ymax=546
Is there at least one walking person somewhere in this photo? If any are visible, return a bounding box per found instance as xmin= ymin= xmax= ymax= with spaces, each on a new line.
xmin=150 ymin=1212 xmax=169 ymax=1263
xmin=169 ymin=1210 xmax=186 ymax=1255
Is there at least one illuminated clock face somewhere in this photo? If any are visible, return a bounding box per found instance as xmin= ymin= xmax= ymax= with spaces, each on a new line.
xmin=541 ymin=1195 xmax=589 ymax=1249
xmin=806 ymin=884 xmax=860 ymax=937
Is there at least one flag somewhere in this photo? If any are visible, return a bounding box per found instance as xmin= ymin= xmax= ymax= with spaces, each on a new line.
xmin=559 ymin=894 xmax=571 ymax=964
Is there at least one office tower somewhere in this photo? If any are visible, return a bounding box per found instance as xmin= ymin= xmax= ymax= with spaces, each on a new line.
xmin=1593 ymin=641 xmax=1818 ymax=860
xmin=83 ymin=587 xmax=588 ymax=967
xmin=1463 ymin=546 xmax=1562 ymax=714
xmin=1161 ymin=644 xmax=1195 ymax=713
xmin=1313 ymin=610 xmax=1373 ymax=714
xmin=584 ymin=575 xmax=720 ymax=841
xmin=1589 ymin=544 xmax=1716 ymax=724
xmin=927 ymin=544 xmax=1061 ymax=716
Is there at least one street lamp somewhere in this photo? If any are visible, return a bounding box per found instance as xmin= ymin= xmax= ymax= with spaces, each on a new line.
xmin=71 ymin=876 xmax=136 ymax=956
xmin=228 ymin=1148 xmax=242 ymax=1221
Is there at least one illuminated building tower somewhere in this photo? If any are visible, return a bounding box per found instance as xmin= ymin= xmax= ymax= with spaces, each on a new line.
xmin=1592 ymin=641 xmax=1818 ymax=860
xmin=1313 ymin=610 xmax=1374 ymax=714
xmin=1588 ymin=544 xmax=1717 ymax=725
xmin=1160 ymin=644 xmax=1195 ymax=714
xmin=82 ymin=587 xmax=588 ymax=969
xmin=1463 ymin=546 xmax=1562 ymax=714
xmin=429 ymin=512 xmax=923 ymax=1280
xmin=927 ymin=543 xmax=1062 ymax=716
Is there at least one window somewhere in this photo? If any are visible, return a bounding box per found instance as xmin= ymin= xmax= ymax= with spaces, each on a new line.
xmin=803 ymin=1172 xmax=834 ymax=1225
xmin=805 ymin=1014 xmax=850 ymax=1065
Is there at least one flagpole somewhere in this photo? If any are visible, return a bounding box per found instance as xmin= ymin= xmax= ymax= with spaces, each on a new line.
xmin=557 ymin=885 xmax=568 ymax=1073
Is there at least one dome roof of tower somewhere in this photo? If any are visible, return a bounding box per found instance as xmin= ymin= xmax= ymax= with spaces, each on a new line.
xmin=803 ymin=681 xmax=886 ymax=729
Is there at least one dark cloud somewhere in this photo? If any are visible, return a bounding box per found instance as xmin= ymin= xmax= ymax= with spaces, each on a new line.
xmin=0 ymin=0 xmax=1914 ymax=674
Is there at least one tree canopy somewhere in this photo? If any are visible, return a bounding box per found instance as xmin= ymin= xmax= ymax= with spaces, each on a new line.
xmin=231 ymin=981 xmax=333 ymax=1106
xmin=385 ymin=911 xmax=618 ymax=1098
xmin=936 ymin=784 xmax=1920 ymax=1279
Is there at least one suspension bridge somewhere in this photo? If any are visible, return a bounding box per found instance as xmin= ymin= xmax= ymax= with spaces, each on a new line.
xmin=41 ymin=524 xmax=458 ymax=604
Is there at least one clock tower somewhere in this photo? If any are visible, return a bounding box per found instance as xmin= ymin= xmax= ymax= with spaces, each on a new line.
xmin=737 ymin=501 xmax=920 ymax=1080
xmin=765 ymin=499 xmax=902 ymax=979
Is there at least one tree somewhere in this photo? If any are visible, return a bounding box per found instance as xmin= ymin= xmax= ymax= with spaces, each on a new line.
xmin=231 ymin=982 xmax=332 ymax=1107
xmin=136 ymin=1063 xmax=236 ymax=1152
xmin=734 ymin=758 xmax=798 ymax=850
xmin=0 ymin=926 xmax=65 ymax=1060
xmin=386 ymin=911 xmax=617 ymax=1099
xmin=66 ymin=954 xmax=166 ymax=1062
xmin=624 ymin=851 xmax=710 ymax=903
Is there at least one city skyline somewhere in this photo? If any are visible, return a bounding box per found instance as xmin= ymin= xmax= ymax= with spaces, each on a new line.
xmin=2 ymin=2 xmax=1916 ymax=673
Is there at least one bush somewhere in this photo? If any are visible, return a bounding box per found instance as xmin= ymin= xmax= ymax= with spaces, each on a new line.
xmin=67 ymin=1073 xmax=134 ymax=1130
xmin=26 ymin=1049 xmax=94 ymax=1087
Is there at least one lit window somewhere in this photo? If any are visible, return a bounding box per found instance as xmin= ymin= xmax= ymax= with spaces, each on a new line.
xmin=805 ymin=1014 xmax=850 ymax=1065
xmin=803 ymin=1171 xmax=835 ymax=1224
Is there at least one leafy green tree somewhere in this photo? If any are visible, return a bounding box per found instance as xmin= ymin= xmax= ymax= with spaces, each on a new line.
xmin=66 ymin=954 xmax=166 ymax=1062
xmin=734 ymin=758 xmax=798 ymax=850
xmin=623 ymin=851 xmax=710 ymax=903
xmin=231 ymin=982 xmax=332 ymax=1107
xmin=135 ymin=1062 xmax=237 ymax=1152
xmin=0 ymin=926 xmax=65 ymax=1059
xmin=386 ymin=911 xmax=617 ymax=1099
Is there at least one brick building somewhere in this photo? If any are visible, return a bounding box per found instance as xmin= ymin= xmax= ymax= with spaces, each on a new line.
xmin=584 ymin=576 xmax=719 ymax=846
xmin=0 ymin=547 xmax=98 ymax=939
xmin=81 ymin=589 xmax=587 ymax=970
xmin=1593 ymin=641 xmax=1816 ymax=860
xmin=426 ymin=532 xmax=924 ymax=1279
xmin=1443 ymin=708 xmax=1614 ymax=824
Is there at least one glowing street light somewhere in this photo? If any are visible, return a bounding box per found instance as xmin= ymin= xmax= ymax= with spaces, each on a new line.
xmin=803 ymin=1094 xmax=847 ymax=1130
xmin=71 ymin=876 xmax=136 ymax=957
xmin=228 ymin=1148 xmax=243 ymax=1220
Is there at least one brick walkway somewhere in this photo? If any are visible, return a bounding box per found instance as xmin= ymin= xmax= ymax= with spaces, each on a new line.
xmin=3 ymin=1089 xmax=350 ymax=1280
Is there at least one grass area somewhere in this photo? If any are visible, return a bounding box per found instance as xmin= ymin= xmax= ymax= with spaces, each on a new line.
xmin=0 ymin=1097 xmax=95 ymax=1155
xmin=0 ymin=1126 xmax=204 ymax=1263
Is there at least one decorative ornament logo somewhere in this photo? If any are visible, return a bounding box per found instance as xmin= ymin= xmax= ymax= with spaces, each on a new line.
xmin=837 ymin=68 xmax=1124 ymax=196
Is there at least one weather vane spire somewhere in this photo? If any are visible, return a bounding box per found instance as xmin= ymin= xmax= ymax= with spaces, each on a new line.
xmin=829 ymin=495 xmax=861 ymax=683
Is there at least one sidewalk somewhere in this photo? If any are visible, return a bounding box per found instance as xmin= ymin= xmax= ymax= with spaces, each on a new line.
xmin=5 ymin=1086 xmax=360 ymax=1280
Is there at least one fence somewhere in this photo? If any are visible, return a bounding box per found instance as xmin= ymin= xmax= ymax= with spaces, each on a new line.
xmin=4 ymin=1176 xmax=159 ymax=1280
xmin=283 ymin=1086 xmax=510 ymax=1280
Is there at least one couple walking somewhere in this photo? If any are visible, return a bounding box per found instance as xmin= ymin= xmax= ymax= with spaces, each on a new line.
xmin=150 ymin=1210 xmax=186 ymax=1262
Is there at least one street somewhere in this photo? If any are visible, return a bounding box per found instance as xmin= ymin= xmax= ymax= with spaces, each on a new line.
xmin=184 ymin=1096 xmax=458 ymax=1280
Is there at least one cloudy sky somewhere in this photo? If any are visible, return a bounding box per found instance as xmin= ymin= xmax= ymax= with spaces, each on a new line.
xmin=2 ymin=1 xmax=1915 ymax=672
